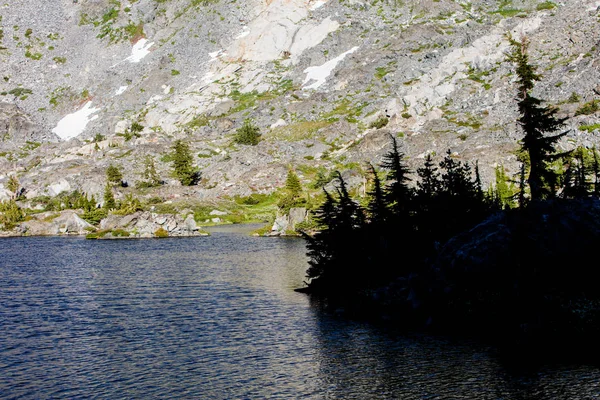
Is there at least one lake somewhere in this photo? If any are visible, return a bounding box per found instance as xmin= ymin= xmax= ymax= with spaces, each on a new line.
xmin=1 ymin=224 xmax=599 ymax=399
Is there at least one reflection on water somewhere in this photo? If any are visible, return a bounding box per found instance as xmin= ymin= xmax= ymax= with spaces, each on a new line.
xmin=0 ymin=227 xmax=599 ymax=399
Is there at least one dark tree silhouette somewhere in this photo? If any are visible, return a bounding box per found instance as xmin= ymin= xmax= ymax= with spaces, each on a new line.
xmin=380 ymin=134 xmax=413 ymax=218
xmin=507 ymin=36 xmax=569 ymax=201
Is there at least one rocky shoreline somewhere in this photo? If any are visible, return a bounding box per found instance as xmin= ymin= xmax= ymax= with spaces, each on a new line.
xmin=0 ymin=209 xmax=208 ymax=238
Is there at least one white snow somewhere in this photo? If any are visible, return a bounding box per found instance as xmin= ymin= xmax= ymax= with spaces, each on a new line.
xmin=51 ymin=102 xmax=100 ymax=140
xmin=115 ymin=86 xmax=128 ymax=95
xmin=587 ymin=1 xmax=600 ymax=11
xmin=209 ymin=49 xmax=226 ymax=62
xmin=302 ymin=46 xmax=359 ymax=90
xmin=125 ymin=38 xmax=154 ymax=63
xmin=235 ymin=27 xmax=250 ymax=39
xmin=309 ymin=0 xmax=328 ymax=10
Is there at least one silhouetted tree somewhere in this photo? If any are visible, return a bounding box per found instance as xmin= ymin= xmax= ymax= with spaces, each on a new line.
xmin=380 ymin=134 xmax=412 ymax=218
xmin=507 ymin=36 xmax=569 ymax=201
xmin=365 ymin=162 xmax=388 ymax=226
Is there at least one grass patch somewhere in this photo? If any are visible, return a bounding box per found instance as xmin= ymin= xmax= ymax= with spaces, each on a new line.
xmin=575 ymin=100 xmax=600 ymax=116
xmin=265 ymin=120 xmax=333 ymax=142
xmin=579 ymin=123 xmax=600 ymax=133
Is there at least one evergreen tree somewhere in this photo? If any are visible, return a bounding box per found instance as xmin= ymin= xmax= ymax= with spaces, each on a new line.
xmin=171 ymin=140 xmax=201 ymax=186
xmin=103 ymin=182 xmax=116 ymax=210
xmin=285 ymin=169 xmax=302 ymax=197
xmin=366 ymin=162 xmax=388 ymax=226
xmin=494 ymin=165 xmax=516 ymax=209
xmin=304 ymin=173 xmax=365 ymax=293
xmin=106 ymin=164 xmax=123 ymax=185
xmin=233 ymin=119 xmax=261 ymax=145
xmin=507 ymin=36 xmax=569 ymax=201
xmin=137 ymin=155 xmax=161 ymax=188
xmin=380 ymin=134 xmax=412 ymax=218
xmin=6 ymin=175 xmax=19 ymax=198
xmin=416 ymin=154 xmax=440 ymax=204
xmin=278 ymin=169 xmax=305 ymax=211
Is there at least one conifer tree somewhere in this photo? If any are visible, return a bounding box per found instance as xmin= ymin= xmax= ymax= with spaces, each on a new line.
xmin=507 ymin=36 xmax=569 ymax=201
xmin=171 ymin=140 xmax=201 ymax=186
xmin=106 ymin=164 xmax=123 ymax=185
xmin=103 ymin=182 xmax=116 ymax=210
xmin=137 ymin=155 xmax=161 ymax=188
xmin=380 ymin=134 xmax=412 ymax=218
xmin=6 ymin=175 xmax=19 ymax=199
xmin=416 ymin=154 xmax=440 ymax=204
xmin=285 ymin=169 xmax=302 ymax=197
xmin=366 ymin=162 xmax=387 ymax=226
xmin=278 ymin=169 xmax=305 ymax=211
xmin=234 ymin=119 xmax=261 ymax=145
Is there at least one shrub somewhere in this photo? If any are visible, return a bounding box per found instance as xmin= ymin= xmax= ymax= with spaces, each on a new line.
xmin=82 ymin=208 xmax=108 ymax=225
xmin=369 ymin=116 xmax=389 ymax=129
xmin=567 ymin=92 xmax=580 ymax=103
xmin=154 ymin=227 xmax=169 ymax=238
xmin=575 ymin=100 xmax=600 ymax=116
xmin=0 ymin=200 xmax=25 ymax=229
xmin=233 ymin=119 xmax=261 ymax=145
xmin=106 ymin=164 xmax=123 ymax=185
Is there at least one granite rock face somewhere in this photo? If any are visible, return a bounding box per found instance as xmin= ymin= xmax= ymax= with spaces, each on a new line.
xmin=1 ymin=0 xmax=599 ymax=201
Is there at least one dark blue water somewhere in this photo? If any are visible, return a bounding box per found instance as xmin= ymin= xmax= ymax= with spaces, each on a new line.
xmin=1 ymin=224 xmax=599 ymax=399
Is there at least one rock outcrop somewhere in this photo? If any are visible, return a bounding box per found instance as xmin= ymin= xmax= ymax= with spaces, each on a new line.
xmin=1 ymin=0 xmax=599 ymax=202
xmin=269 ymin=207 xmax=308 ymax=236
xmin=98 ymin=211 xmax=206 ymax=238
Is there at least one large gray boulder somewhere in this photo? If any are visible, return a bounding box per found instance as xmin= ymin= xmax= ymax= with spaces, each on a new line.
xmin=270 ymin=207 xmax=308 ymax=236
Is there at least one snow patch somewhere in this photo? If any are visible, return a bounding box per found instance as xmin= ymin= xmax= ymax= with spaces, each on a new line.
xmin=302 ymin=46 xmax=359 ymax=90
xmin=147 ymin=95 xmax=163 ymax=105
xmin=309 ymin=0 xmax=328 ymax=10
xmin=126 ymin=38 xmax=154 ymax=63
xmin=52 ymin=102 xmax=100 ymax=140
xmin=209 ymin=49 xmax=226 ymax=61
xmin=270 ymin=119 xmax=288 ymax=129
xmin=587 ymin=1 xmax=600 ymax=11
xmin=235 ymin=27 xmax=250 ymax=39
xmin=115 ymin=86 xmax=128 ymax=95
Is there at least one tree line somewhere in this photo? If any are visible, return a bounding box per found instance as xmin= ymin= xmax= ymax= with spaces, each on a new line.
xmin=300 ymin=36 xmax=600 ymax=302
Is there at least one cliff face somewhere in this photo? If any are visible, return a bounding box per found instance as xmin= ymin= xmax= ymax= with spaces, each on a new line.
xmin=1 ymin=0 xmax=599 ymax=200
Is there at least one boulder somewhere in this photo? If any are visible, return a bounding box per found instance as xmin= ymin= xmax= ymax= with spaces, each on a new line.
xmin=270 ymin=207 xmax=308 ymax=236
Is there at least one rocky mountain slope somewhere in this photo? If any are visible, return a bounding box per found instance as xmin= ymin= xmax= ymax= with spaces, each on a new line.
xmin=1 ymin=0 xmax=599 ymax=203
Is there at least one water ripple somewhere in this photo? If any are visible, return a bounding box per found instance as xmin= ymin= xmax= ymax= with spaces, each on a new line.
xmin=1 ymin=230 xmax=599 ymax=399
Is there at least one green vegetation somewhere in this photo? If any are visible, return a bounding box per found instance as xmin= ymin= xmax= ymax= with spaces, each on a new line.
xmin=186 ymin=114 xmax=209 ymax=130
xmin=536 ymin=1 xmax=556 ymax=10
xmin=6 ymin=175 xmax=19 ymax=195
xmin=277 ymin=169 xmax=306 ymax=212
xmin=567 ymin=92 xmax=580 ymax=103
xmin=154 ymin=227 xmax=169 ymax=238
xmin=103 ymin=182 xmax=116 ymax=210
xmin=171 ymin=140 xmax=201 ymax=185
xmin=136 ymin=155 xmax=162 ymax=188
xmin=369 ymin=116 xmax=389 ymax=129
xmin=106 ymin=164 xmax=124 ymax=185
xmin=0 ymin=200 xmax=25 ymax=229
xmin=233 ymin=119 xmax=261 ymax=145
xmin=579 ymin=123 xmax=600 ymax=133
xmin=575 ymin=99 xmax=600 ymax=116
xmin=507 ymin=36 xmax=568 ymax=200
